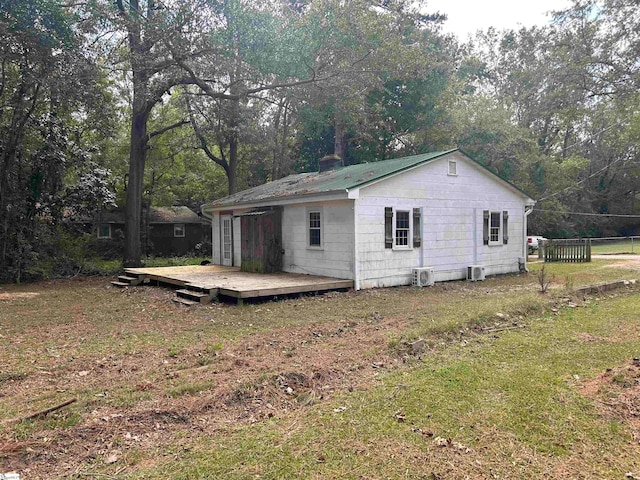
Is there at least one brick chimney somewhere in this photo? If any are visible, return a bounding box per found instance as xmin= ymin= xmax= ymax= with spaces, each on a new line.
xmin=318 ymin=154 xmax=343 ymax=172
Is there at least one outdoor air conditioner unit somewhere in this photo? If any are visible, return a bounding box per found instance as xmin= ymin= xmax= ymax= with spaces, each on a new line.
xmin=412 ymin=267 xmax=435 ymax=287
xmin=467 ymin=265 xmax=486 ymax=282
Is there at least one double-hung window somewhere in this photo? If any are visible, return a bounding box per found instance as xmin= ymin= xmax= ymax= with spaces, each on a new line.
xmin=395 ymin=210 xmax=410 ymax=247
xmin=489 ymin=212 xmax=501 ymax=244
xmin=308 ymin=209 xmax=322 ymax=248
xmin=483 ymin=210 xmax=509 ymax=246
xmin=385 ymin=207 xmax=421 ymax=249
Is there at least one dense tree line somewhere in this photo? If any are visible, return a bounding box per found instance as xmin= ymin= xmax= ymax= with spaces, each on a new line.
xmin=0 ymin=0 xmax=638 ymax=281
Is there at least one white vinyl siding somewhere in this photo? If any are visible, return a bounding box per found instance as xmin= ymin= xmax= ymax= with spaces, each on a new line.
xmin=356 ymin=152 xmax=528 ymax=288
xmin=281 ymin=201 xmax=354 ymax=279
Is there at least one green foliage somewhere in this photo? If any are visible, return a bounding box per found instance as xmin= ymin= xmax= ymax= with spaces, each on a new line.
xmin=145 ymin=98 xmax=229 ymax=207
xmin=0 ymin=0 xmax=116 ymax=283
xmin=2 ymin=0 xmax=76 ymax=48
xmin=3 ymin=0 xmax=640 ymax=277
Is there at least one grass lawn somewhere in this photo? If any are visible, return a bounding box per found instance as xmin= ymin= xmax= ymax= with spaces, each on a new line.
xmin=83 ymin=255 xmax=211 ymax=276
xmin=591 ymin=239 xmax=639 ymax=255
xmin=1 ymin=258 xmax=639 ymax=478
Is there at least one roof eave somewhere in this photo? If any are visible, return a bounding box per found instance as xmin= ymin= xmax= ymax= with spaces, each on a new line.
xmin=203 ymin=190 xmax=350 ymax=214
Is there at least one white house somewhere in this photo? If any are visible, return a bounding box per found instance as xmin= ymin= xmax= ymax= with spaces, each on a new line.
xmin=201 ymin=149 xmax=536 ymax=290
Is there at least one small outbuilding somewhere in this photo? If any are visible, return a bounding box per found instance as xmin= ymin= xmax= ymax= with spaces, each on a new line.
xmin=201 ymin=149 xmax=535 ymax=289
xmin=89 ymin=206 xmax=210 ymax=256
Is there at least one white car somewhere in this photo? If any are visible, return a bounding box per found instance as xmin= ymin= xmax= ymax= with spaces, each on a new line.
xmin=527 ymin=236 xmax=547 ymax=254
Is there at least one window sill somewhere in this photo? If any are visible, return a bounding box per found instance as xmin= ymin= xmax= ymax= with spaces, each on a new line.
xmin=392 ymin=246 xmax=412 ymax=251
xmin=307 ymin=245 xmax=324 ymax=251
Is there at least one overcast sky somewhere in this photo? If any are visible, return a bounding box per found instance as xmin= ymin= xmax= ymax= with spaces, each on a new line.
xmin=426 ymin=0 xmax=573 ymax=39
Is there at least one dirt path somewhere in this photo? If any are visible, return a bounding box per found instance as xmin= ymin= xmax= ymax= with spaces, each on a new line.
xmin=593 ymin=254 xmax=640 ymax=269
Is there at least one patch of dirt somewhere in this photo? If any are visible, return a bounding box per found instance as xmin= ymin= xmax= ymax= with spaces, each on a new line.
xmin=592 ymin=254 xmax=640 ymax=269
xmin=2 ymin=276 xmax=638 ymax=479
xmin=579 ymin=360 xmax=640 ymax=442
xmin=0 ymin=305 xmax=405 ymax=478
xmin=575 ymin=332 xmax=601 ymax=343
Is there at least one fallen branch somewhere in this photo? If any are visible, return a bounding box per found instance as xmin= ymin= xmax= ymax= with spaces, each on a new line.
xmin=481 ymin=325 xmax=527 ymax=334
xmin=5 ymin=398 xmax=77 ymax=425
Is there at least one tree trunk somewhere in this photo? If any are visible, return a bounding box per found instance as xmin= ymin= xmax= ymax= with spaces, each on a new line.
xmin=122 ymin=0 xmax=151 ymax=268
xmin=123 ymin=72 xmax=150 ymax=267
xmin=0 ymin=87 xmax=31 ymax=272
xmin=271 ymin=99 xmax=283 ymax=181
xmin=334 ymin=116 xmax=347 ymax=161
xmin=228 ymin=132 xmax=238 ymax=195
xmin=227 ymin=80 xmax=240 ymax=195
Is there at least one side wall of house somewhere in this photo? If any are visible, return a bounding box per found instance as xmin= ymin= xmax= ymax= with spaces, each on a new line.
xmin=211 ymin=212 xmax=221 ymax=264
xmin=281 ymin=200 xmax=355 ymax=280
xmin=210 ymin=201 xmax=355 ymax=279
xmin=356 ymin=152 xmax=528 ymax=289
xmin=148 ymin=223 xmax=203 ymax=256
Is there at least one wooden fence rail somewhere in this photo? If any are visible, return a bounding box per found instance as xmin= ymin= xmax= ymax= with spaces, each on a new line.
xmin=542 ymin=239 xmax=591 ymax=263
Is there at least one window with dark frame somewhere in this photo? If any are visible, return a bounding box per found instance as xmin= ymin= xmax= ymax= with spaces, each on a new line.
xmin=395 ymin=210 xmax=410 ymax=247
xmin=174 ymin=224 xmax=186 ymax=238
xmin=308 ymin=211 xmax=321 ymax=247
xmin=97 ymin=224 xmax=111 ymax=239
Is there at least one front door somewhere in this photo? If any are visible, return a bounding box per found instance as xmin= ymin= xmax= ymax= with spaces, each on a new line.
xmin=221 ymin=215 xmax=233 ymax=266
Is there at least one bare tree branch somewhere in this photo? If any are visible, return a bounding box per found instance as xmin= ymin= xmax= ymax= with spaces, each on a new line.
xmin=184 ymin=93 xmax=229 ymax=173
xmin=147 ymin=120 xmax=190 ymax=139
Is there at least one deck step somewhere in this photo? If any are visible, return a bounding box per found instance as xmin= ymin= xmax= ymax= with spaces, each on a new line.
xmin=111 ymin=281 xmax=131 ymax=288
xmin=172 ymin=296 xmax=198 ymax=306
xmin=118 ymin=275 xmax=142 ymax=285
xmin=176 ymin=289 xmax=211 ymax=304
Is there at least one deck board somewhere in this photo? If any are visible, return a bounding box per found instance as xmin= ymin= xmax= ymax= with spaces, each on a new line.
xmin=124 ymin=265 xmax=353 ymax=300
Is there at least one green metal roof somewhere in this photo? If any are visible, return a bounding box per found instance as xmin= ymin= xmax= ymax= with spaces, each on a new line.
xmin=207 ymin=149 xmax=457 ymax=208
xmin=205 ymin=148 xmax=533 ymax=209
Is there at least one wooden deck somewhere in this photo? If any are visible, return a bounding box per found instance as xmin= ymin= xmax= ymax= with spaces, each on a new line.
xmin=123 ymin=265 xmax=354 ymax=303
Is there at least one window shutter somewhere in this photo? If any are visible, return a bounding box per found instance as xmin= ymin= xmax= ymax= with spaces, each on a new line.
xmin=483 ymin=210 xmax=489 ymax=245
xmin=503 ymin=210 xmax=509 ymax=244
xmin=385 ymin=207 xmax=393 ymax=248
xmin=413 ymin=208 xmax=421 ymax=248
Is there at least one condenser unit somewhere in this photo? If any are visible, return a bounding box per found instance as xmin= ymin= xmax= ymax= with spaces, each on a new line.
xmin=412 ymin=267 xmax=435 ymax=287
xmin=467 ymin=265 xmax=486 ymax=282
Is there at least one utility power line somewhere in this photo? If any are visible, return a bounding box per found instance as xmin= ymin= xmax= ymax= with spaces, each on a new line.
xmin=537 ymin=155 xmax=627 ymax=202
xmin=537 ymin=121 xmax=631 ymax=202
xmin=534 ymin=209 xmax=640 ymax=218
